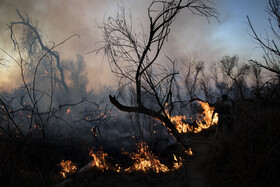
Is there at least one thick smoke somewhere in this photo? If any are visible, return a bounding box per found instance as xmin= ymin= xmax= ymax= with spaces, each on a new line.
xmin=1 ymin=0 xmax=268 ymax=92
xmin=0 ymin=0 xmax=269 ymax=150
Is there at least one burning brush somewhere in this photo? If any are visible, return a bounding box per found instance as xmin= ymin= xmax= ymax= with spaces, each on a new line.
xmin=59 ymin=160 xmax=78 ymax=179
xmin=58 ymin=100 xmax=217 ymax=179
xmin=165 ymin=101 xmax=219 ymax=134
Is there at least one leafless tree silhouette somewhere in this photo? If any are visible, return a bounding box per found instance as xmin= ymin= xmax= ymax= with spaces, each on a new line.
xmin=248 ymin=0 xmax=280 ymax=76
xmin=96 ymin=0 xmax=218 ymax=149
xmin=9 ymin=10 xmax=70 ymax=91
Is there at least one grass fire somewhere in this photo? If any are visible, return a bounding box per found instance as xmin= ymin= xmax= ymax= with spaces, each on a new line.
xmin=1 ymin=0 xmax=280 ymax=186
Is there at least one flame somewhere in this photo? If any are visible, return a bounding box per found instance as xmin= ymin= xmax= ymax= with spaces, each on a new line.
xmin=91 ymin=127 xmax=97 ymax=137
xmin=169 ymin=114 xmax=193 ymax=133
xmin=115 ymin=164 xmax=122 ymax=173
xmin=165 ymin=101 xmax=218 ymax=134
xmin=125 ymin=142 xmax=169 ymax=173
xmin=66 ymin=107 xmax=71 ymax=114
xmin=59 ymin=160 xmax=77 ymax=179
xmin=57 ymin=101 xmax=217 ymax=176
xmin=60 ymin=144 xmax=183 ymax=175
xmin=185 ymin=147 xmax=193 ymax=156
xmin=89 ymin=150 xmax=109 ymax=171
xmin=172 ymin=154 xmax=183 ymax=170
xmin=195 ymin=101 xmax=219 ymax=133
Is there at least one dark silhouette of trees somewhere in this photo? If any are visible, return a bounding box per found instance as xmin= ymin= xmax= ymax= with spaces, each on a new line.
xmin=97 ymin=0 xmax=218 ymax=149
xmin=248 ymin=0 xmax=280 ymax=77
xmin=247 ymin=0 xmax=280 ymax=105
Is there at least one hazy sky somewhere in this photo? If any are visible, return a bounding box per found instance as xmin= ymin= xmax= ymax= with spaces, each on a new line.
xmin=0 ymin=0 xmax=269 ymax=91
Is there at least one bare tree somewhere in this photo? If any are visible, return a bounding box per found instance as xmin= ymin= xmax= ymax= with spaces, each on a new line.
xmin=219 ymin=55 xmax=249 ymax=99
xmin=9 ymin=10 xmax=71 ymax=92
xmin=247 ymin=0 xmax=280 ymax=105
xmin=0 ymin=10 xmax=109 ymax=141
xmin=96 ymin=0 xmax=217 ymax=149
xmin=248 ymin=0 xmax=280 ymax=77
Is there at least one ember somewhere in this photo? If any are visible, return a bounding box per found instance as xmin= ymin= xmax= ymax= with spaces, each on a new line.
xmin=66 ymin=107 xmax=71 ymax=114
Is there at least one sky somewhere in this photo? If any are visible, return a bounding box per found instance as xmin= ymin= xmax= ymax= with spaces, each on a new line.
xmin=0 ymin=0 xmax=270 ymax=92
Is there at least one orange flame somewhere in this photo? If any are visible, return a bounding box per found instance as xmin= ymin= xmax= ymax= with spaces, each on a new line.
xmin=195 ymin=101 xmax=218 ymax=133
xmin=66 ymin=107 xmax=71 ymax=114
xmin=65 ymin=144 xmax=183 ymax=175
xmin=89 ymin=150 xmax=109 ymax=171
xmin=165 ymin=101 xmax=218 ymax=134
xmin=169 ymin=114 xmax=193 ymax=133
xmin=59 ymin=160 xmax=77 ymax=178
xmin=124 ymin=142 xmax=181 ymax=173
xmin=172 ymin=154 xmax=183 ymax=170
xmin=91 ymin=127 xmax=97 ymax=137
xmin=185 ymin=147 xmax=193 ymax=156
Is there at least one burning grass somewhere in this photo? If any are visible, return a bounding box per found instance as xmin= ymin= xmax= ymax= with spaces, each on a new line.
xmin=123 ymin=142 xmax=181 ymax=173
xmin=66 ymin=142 xmax=183 ymax=177
xmin=59 ymin=160 xmax=78 ymax=179
xmin=166 ymin=101 xmax=219 ymax=134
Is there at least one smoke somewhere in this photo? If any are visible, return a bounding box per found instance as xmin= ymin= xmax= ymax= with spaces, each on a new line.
xmin=0 ymin=0 xmax=268 ymax=91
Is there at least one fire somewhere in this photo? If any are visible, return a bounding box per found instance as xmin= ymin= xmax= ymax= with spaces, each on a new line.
xmin=169 ymin=114 xmax=193 ymax=133
xmin=91 ymin=127 xmax=97 ymax=137
xmin=195 ymin=101 xmax=219 ymax=133
xmin=57 ymin=101 xmax=218 ymax=177
xmin=172 ymin=154 xmax=183 ymax=170
xmin=61 ymin=143 xmax=183 ymax=175
xmin=125 ymin=142 xmax=169 ymax=173
xmin=185 ymin=147 xmax=193 ymax=156
xmin=165 ymin=101 xmax=218 ymax=134
xmin=66 ymin=107 xmax=71 ymax=114
xmin=59 ymin=160 xmax=77 ymax=179
xmin=89 ymin=150 xmax=109 ymax=171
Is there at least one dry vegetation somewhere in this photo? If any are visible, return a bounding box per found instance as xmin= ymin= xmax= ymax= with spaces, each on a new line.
xmin=1 ymin=0 xmax=280 ymax=186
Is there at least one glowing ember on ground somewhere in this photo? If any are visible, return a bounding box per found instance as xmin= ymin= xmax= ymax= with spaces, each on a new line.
xmin=66 ymin=107 xmax=71 ymax=114
xmin=59 ymin=160 xmax=77 ymax=179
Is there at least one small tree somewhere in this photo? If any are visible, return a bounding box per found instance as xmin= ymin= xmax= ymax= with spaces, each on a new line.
xmin=97 ymin=0 xmax=217 ymax=149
